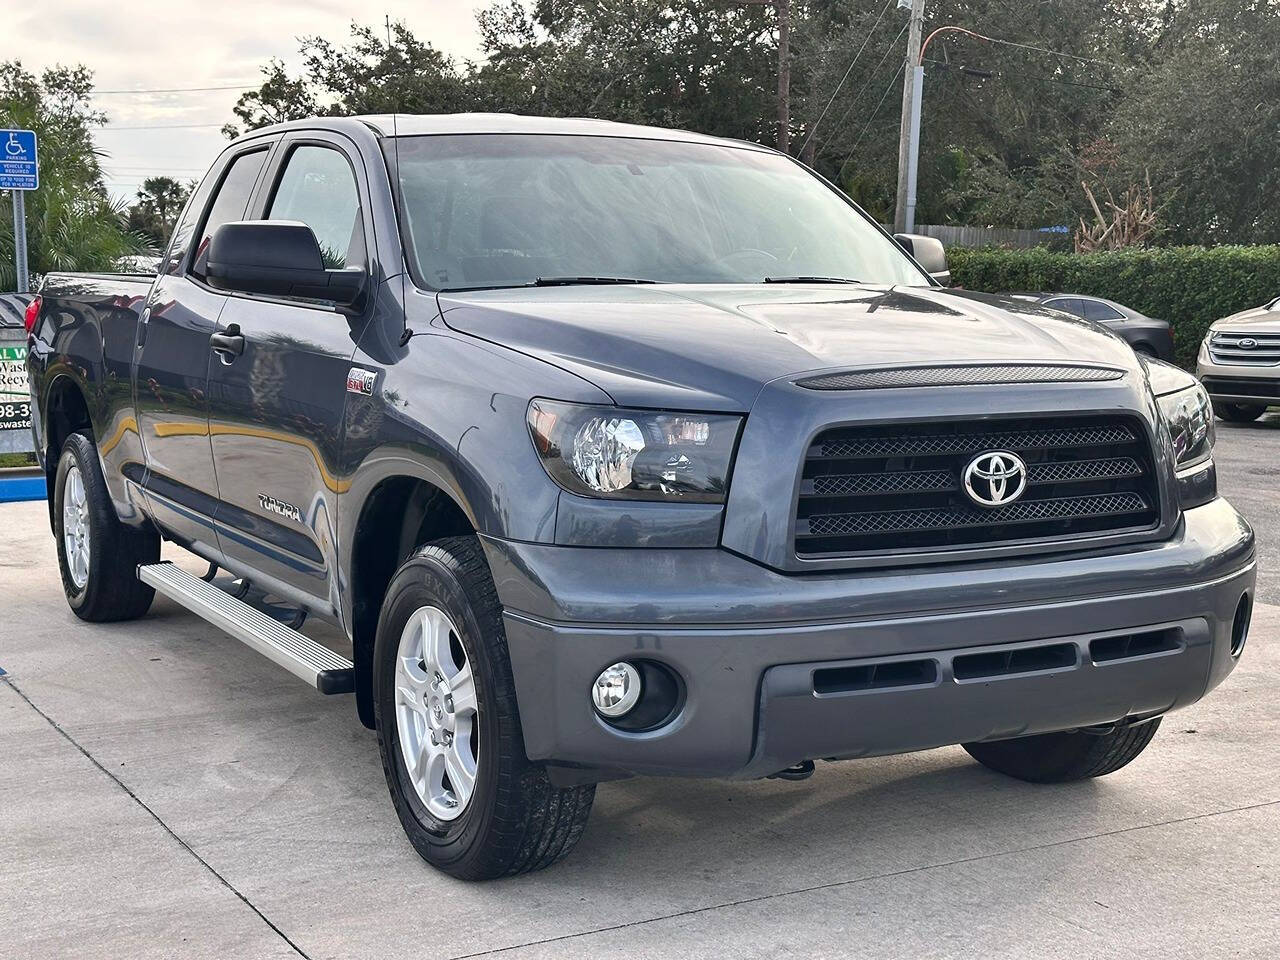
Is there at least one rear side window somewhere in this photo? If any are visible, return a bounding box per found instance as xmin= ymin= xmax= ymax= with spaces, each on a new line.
xmin=1081 ymin=299 xmax=1125 ymax=322
xmin=1045 ymin=297 xmax=1085 ymax=318
xmin=190 ymin=149 xmax=269 ymax=281
xmin=266 ymin=146 xmax=364 ymax=269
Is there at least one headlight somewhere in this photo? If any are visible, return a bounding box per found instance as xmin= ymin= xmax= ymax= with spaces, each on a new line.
xmin=527 ymin=400 xmax=742 ymax=502
xmin=1157 ymin=381 xmax=1214 ymax=469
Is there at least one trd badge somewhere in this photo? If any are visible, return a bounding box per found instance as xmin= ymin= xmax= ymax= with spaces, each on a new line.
xmin=346 ymin=367 xmax=377 ymax=396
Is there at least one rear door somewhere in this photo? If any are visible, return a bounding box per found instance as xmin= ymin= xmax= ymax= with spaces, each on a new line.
xmin=205 ymin=131 xmax=373 ymax=607
xmin=134 ymin=143 xmax=273 ymax=556
xmin=1080 ymin=298 xmax=1126 ymax=324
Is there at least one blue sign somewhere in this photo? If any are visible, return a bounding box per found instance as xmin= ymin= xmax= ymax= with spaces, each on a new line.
xmin=0 ymin=129 xmax=38 ymax=190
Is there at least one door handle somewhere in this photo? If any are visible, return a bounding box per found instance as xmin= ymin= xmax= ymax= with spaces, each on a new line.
xmin=210 ymin=324 xmax=245 ymax=361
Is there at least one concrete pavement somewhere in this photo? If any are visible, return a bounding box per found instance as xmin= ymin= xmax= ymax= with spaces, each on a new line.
xmin=1 ymin=424 xmax=1277 ymax=959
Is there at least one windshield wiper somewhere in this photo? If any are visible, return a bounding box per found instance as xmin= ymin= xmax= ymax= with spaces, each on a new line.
xmin=763 ymin=275 xmax=862 ymax=284
xmin=533 ymin=276 xmax=657 ymax=286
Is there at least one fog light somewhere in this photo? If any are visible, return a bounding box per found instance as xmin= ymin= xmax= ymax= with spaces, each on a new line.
xmin=592 ymin=662 xmax=642 ymax=717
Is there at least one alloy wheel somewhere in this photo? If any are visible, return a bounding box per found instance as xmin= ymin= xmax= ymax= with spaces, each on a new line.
xmin=394 ymin=604 xmax=479 ymax=821
xmin=62 ymin=463 xmax=90 ymax=590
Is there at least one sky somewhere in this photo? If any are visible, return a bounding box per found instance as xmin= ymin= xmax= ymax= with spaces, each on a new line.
xmin=3 ymin=0 xmax=487 ymax=202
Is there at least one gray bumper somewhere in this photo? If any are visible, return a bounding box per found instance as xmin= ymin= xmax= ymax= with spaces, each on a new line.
xmin=483 ymin=497 xmax=1255 ymax=780
xmin=1197 ymin=348 xmax=1280 ymax=405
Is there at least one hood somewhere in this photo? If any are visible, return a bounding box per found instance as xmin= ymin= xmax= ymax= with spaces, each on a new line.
xmin=1211 ymin=299 xmax=1280 ymax=333
xmin=438 ymin=284 xmax=1140 ymax=410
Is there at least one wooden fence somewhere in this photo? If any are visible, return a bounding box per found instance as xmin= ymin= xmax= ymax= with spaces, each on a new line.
xmin=912 ymin=224 xmax=1065 ymax=250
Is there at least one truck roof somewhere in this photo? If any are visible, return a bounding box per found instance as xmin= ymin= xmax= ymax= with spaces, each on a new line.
xmin=237 ymin=113 xmax=772 ymax=152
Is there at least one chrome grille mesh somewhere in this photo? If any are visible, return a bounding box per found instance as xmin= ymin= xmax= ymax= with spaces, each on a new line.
xmin=798 ymin=364 xmax=1124 ymax=391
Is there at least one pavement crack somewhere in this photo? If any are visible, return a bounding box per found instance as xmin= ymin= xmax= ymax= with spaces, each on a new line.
xmin=449 ymin=796 xmax=1280 ymax=959
xmin=2 ymin=676 xmax=312 ymax=960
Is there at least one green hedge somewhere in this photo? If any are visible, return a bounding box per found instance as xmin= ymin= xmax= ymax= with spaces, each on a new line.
xmin=947 ymin=245 xmax=1280 ymax=369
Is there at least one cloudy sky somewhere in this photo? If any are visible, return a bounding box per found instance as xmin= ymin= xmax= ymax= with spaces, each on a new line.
xmin=3 ymin=0 xmax=486 ymax=201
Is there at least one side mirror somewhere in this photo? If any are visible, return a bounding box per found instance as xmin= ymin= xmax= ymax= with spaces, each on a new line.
xmin=894 ymin=233 xmax=950 ymax=286
xmin=206 ymin=220 xmax=365 ymax=306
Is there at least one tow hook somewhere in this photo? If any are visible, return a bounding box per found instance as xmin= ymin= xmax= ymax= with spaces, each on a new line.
xmin=1080 ymin=714 xmax=1163 ymax=736
xmin=768 ymin=760 xmax=816 ymax=781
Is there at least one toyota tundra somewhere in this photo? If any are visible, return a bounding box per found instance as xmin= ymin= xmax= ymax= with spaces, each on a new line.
xmin=24 ymin=114 xmax=1255 ymax=880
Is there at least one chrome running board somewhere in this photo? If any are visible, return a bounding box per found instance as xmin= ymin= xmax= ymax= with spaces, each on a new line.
xmin=138 ymin=561 xmax=354 ymax=694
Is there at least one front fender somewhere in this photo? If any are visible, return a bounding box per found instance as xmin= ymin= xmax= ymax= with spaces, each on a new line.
xmin=335 ymin=326 xmax=611 ymax=625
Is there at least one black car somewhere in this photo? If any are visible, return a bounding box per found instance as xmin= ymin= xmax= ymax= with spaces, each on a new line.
xmin=1012 ymin=292 xmax=1175 ymax=361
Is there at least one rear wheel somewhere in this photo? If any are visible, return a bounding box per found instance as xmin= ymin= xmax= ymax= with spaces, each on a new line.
xmin=373 ymin=536 xmax=595 ymax=879
xmin=53 ymin=432 xmax=160 ymax=622
xmin=963 ymin=718 xmax=1161 ymax=783
xmin=1213 ymin=401 xmax=1266 ymax=423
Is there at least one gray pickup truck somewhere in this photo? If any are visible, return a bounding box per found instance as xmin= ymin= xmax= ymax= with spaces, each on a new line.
xmin=25 ymin=114 xmax=1255 ymax=880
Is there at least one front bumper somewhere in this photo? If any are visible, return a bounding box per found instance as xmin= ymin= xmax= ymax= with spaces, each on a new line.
xmin=484 ymin=497 xmax=1255 ymax=781
xmin=1197 ymin=346 xmax=1280 ymax=405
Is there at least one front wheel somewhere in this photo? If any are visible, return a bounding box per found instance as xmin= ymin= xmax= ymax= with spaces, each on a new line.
xmin=373 ymin=536 xmax=595 ymax=879
xmin=1213 ymin=401 xmax=1266 ymax=423
xmin=963 ymin=718 xmax=1161 ymax=783
xmin=53 ymin=431 xmax=160 ymax=621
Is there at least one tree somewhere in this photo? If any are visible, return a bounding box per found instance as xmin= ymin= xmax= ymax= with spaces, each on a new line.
xmin=1107 ymin=0 xmax=1280 ymax=244
xmin=223 ymin=59 xmax=318 ymax=138
xmin=126 ymin=176 xmax=193 ymax=247
xmin=222 ymin=2 xmax=1280 ymax=246
xmin=0 ymin=62 xmax=150 ymax=288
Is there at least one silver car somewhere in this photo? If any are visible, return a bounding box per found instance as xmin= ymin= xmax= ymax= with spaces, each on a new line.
xmin=1197 ymin=297 xmax=1280 ymax=422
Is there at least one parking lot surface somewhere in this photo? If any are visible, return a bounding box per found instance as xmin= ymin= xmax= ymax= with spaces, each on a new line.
xmin=2 ymin=419 xmax=1278 ymax=959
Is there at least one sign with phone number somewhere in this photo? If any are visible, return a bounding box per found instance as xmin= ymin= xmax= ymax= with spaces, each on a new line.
xmin=0 ymin=345 xmax=32 ymax=431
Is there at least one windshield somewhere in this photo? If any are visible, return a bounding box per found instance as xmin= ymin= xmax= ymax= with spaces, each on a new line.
xmin=386 ymin=134 xmax=930 ymax=291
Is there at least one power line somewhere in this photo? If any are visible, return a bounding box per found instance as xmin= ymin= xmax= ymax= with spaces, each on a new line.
xmin=94 ymin=82 xmax=256 ymax=95
xmin=97 ymin=123 xmax=226 ymax=131
xmin=924 ymin=58 xmax=1123 ymax=93
xmin=797 ymin=0 xmax=898 ymax=157
xmin=837 ymin=58 xmax=906 ymax=180
xmin=818 ymin=18 xmax=911 ymax=156
xmin=919 ymin=26 xmax=1123 ymax=69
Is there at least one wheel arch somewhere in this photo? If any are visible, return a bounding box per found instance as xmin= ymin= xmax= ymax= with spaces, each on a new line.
xmin=344 ymin=467 xmax=478 ymax=728
xmin=41 ymin=374 xmax=94 ymax=530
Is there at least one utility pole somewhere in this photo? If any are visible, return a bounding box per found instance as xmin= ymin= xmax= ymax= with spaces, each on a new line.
xmin=776 ymin=0 xmax=791 ymax=153
xmin=893 ymin=0 xmax=926 ymax=232
xmin=736 ymin=0 xmax=792 ymax=153
xmin=11 ymin=193 xmax=28 ymax=293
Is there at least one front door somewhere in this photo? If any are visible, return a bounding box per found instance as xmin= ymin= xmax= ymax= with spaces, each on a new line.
xmin=134 ymin=144 xmax=272 ymax=557
xmin=205 ymin=134 xmax=371 ymax=610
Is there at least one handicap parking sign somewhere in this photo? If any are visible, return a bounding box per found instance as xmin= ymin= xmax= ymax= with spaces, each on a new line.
xmin=0 ymin=130 xmax=38 ymax=190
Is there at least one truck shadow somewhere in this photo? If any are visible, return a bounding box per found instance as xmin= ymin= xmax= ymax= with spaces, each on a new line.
xmin=541 ymin=751 xmax=1114 ymax=892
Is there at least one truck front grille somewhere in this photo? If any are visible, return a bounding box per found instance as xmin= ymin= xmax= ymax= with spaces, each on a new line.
xmin=796 ymin=416 xmax=1160 ymax=558
xmin=1209 ymin=332 xmax=1280 ymax=366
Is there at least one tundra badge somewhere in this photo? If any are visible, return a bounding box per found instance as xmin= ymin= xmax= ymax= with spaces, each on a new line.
xmin=258 ymin=494 xmax=301 ymax=523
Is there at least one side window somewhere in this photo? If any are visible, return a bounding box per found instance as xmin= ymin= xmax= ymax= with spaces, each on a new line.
xmin=1045 ymin=297 xmax=1085 ymax=318
xmin=267 ymin=146 xmax=364 ymax=269
xmin=1082 ymin=299 xmax=1125 ymax=322
xmin=190 ymin=149 xmax=269 ymax=281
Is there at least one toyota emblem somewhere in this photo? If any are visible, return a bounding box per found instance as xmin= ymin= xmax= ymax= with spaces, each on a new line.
xmin=963 ymin=451 xmax=1028 ymax=507
xmin=1238 ymin=337 xmax=1258 ymax=349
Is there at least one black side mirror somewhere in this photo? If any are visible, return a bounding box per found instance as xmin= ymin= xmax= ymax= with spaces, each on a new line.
xmin=206 ymin=220 xmax=365 ymax=306
xmin=894 ymin=233 xmax=950 ymax=286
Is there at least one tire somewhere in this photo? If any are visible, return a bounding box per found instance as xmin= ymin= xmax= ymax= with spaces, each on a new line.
xmin=962 ymin=718 xmax=1162 ymax=784
xmin=373 ymin=536 xmax=595 ymax=879
xmin=1133 ymin=344 xmax=1157 ymax=358
xmin=1213 ymin=401 xmax=1266 ymax=423
xmin=53 ymin=431 xmax=160 ymax=622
